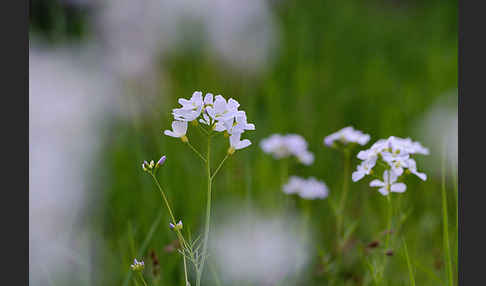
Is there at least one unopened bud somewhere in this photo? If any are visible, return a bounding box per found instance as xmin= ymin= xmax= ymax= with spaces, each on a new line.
xmin=156 ymin=155 xmax=166 ymax=167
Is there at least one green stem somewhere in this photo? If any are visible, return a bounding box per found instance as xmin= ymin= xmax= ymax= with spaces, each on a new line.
xmin=197 ymin=136 xmax=212 ymax=286
xmin=149 ymin=174 xmax=190 ymax=286
xmin=211 ymin=153 xmax=229 ymax=180
xmin=137 ymin=272 xmax=148 ymax=286
xmin=336 ymin=150 xmax=351 ymax=248
xmin=385 ymin=193 xmax=393 ymax=251
xmin=402 ymin=238 xmax=416 ymax=286
xmin=186 ymin=141 xmax=207 ymax=163
xmin=441 ymin=144 xmax=454 ymax=286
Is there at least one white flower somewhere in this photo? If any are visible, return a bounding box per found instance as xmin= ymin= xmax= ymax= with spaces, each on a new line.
xmin=352 ymin=158 xmax=376 ymax=182
xmin=164 ymin=121 xmax=188 ymax=141
xmin=324 ymin=126 xmax=370 ymax=147
xmin=206 ymin=95 xmax=240 ymax=123
xmin=282 ymin=176 xmax=329 ymax=200
xmin=299 ymin=177 xmax=329 ymax=199
xmin=228 ymin=132 xmax=251 ymax=154
xmin=260 ymin=134 xmax=292 ymax=158
xmin=369 ymin=170 xmax=406 ymax=196
xmin=130 ymin=258 xmax=145 ymax=271
xmin=260 ymin=134 xmax=314 ymax=165
xmin=199 ymin=93 xmax=216 ymax=125
xmin=283 ymin=176 xmax=305 ymax=194
xmin=387 ymin=136 xmax=430 ymax=155
xmin=381 ymin=150 xmax=410 ymax=176
xmin=224 ymin=110 xmax=256 ymax=135
xmin=296 ymin=150 xmax=314 ymax=166
xmin=406 ymin=158 xmax=427 ymax=181
xmin=172 ymin=91 xmax=204 ymax=122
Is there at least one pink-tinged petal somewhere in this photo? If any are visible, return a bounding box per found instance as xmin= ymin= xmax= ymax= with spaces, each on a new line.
xmin=237 ymin=139 xmax=251 ymax=150
xmin=214 ymin=121 xmax=226 ymax=132
xmin=164 ymin=130 xmax=176 ymax=137
xmin=391 ymin=183 xmax=406 ymax=193
xmin=204 ymin=93 xmax=213 ymax=104
xmin=246 ymin=123 xmax=255 ymax=130
xmin=352 ymin=171 xmax=365 ymax=182
xmin=369 ymin=179 xmax=385 ymax=187
xmin=192 ymin=91 xmax=203 ymax=102
xmin=378 ymin=187 xmax=389 ymax=196
xmin=227 ymin=98 xmax=240 ymax=109
xmin=172 ymin=121 xmax=187 ymax=135
xmin=229 ymin=133 xmax=241 ymax=147
xmin=414 ymin=171 xmax=427 ymax=181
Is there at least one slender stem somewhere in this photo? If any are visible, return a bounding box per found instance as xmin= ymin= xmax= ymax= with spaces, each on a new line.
xmin=385 ymin=191 xmax=393 ymax=250
xmin=150 ymin=173 xmax=177 ymax=223
xmin=336 ymin=150 xmax=351 ymax=247
xmin=197 ymin=136 xmax=212 ymax=286
xmin=441 ymin=144 xmax=454 ymax=286
xmin=186 ymin=141 xmax=207 ymax=162
xmin=402 ymin=238 xmax=416 ymax=286
xmin=137 ymin=272 xmax=148 ymax=286
xmin=149 ymin=174 xmax=190 ymax=286
xmin=211 ymin=154 xmax=229 ymax=180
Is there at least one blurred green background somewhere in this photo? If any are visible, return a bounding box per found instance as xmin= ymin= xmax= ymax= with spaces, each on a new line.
xmin=30 ymin=0 xmax=457 ymax=285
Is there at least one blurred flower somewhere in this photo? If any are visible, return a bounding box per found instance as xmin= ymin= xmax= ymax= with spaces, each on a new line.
xmin=283 ymin=176 xmax=329 ymax=200
xmin=405 ymin=158 xmax=427 ymax=181
xmin=353 ymin=136 xmax=429 ymax=193
xmin=97 ymin=0 xmax=278 ymax=77
xmin=210 ymin=210 xmax=310 ymax=285
xmin=29 ymin=44 xmax=119 ymax=284
xmin=369 ymin=170 xmax=406 ymax=196
xmin=260 ymin=134 xmax=314 ymax=165
xmin=352 ymin=158 xmax=376 ymax=182
xmin=415 ymin=93 xmax=457 ymax=179
xmin=164 ymin=121 xmax=188 ymax=141
xmin=324 ymin=126 xmax=370 ymax=147
xmin=130 ymin=258 xmax=145 ymax=271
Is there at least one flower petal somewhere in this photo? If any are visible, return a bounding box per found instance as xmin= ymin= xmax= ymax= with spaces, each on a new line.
xmin=391 ymin=183 xmax=407 ymax=193
xmin=369 ymin=179 xmax=385 ymax=187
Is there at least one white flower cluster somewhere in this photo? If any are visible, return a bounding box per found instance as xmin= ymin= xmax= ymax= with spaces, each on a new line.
xmin=164 ymin=91 xmax=255 ymax=152
xmin=324 ymin=126 xmax=370 ymax=147
xmin=130 ymin=258 xmax=145 ymax=271
xmin=352 ymin=136 xmax=429 ymax=196
xmin=260 ymin=134 xmax=314 ymax=165
xmin=283 ymin=176 xmax=329 ymax=200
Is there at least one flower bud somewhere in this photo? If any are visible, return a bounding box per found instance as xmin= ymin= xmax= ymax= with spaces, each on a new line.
xmin=156 ymin=155 xmax=166 ymax=167
xmin=169 ymin=220 xmax=183 ymax=231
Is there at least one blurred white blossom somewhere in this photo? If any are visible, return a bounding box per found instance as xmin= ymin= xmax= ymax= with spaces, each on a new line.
xmin=210 ymin=210 xmax=310 ymax=285
xmin=283 ymin=176 xmax=329 ymax=200
xmin=324 ymin=126 xmax=370 ymax=147
xmin=260 ymin=134 xmax=315 ymax=165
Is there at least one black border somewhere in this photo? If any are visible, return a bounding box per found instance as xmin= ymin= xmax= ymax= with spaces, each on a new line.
xmin=1 ymin=0 xmax=28 ymax=283
xmin=459 ymin=0 xmax=485 ymax=285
